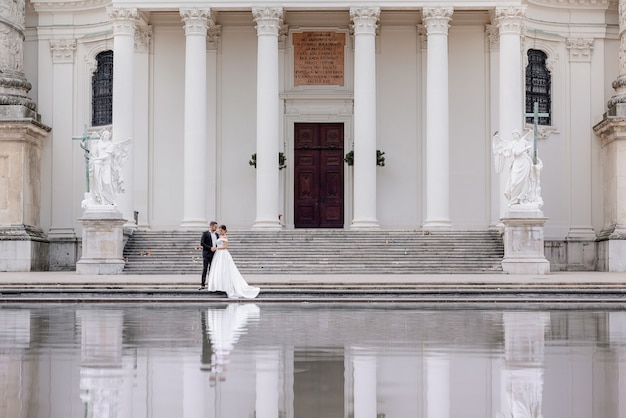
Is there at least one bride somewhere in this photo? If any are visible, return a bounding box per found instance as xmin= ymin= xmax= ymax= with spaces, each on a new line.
xmin=207 ymin=225 xmax=260 ymax=299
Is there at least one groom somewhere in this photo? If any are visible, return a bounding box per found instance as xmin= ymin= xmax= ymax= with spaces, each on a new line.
xmin=198 ymin=221 xmax=219 ymax=290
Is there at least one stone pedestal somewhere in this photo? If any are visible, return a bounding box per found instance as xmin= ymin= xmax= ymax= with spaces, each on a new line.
xmin=501 ymin=208 xmax=550 ymax=275
xmin=593 ymin=103 xmax=626 ymax=271
xmin=76 ymin=206 xmax=126 ymax=275
xmin=0 ymin=114 xmax=51 ymax=271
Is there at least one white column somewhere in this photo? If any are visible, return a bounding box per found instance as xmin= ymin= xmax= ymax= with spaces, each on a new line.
xmin=179 ymin=9 xmax=212 ymax=230
xmin=255 ymin=351 xmax=280 ymax=418
xmin=350 ymin=7 xmax=380 ymax=230
xmin=108 ymin=8 xmax=138 ymax=226
xmin=425 ymin=354 xmax=449 ymax=418
xmin=352 ymin=350 xmax=377 ymax=418
xmin=493 ymin=7 xmax=526 ymax=218
xmin=423 ymin=7 xmax=453 ymax=230
xmin=48 ymin=39 xmax=77 ymax=239
xmin=566 ymin=39 xmax=596 ymax=241
xmin=252 ymin=7 xmax=282 ymax=230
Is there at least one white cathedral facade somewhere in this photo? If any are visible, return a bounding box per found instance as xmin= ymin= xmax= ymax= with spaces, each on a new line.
xmin=1 ymin=0 xmax=626 ymax=272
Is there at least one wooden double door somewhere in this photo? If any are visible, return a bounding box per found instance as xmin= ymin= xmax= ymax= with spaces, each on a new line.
xmin=294 ymin=123 xmax=344 ymax=228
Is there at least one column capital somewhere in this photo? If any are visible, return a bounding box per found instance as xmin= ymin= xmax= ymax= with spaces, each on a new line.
xmin=135 ymin=25 xmax=152 ymax=53
xmin=252 ymin=7 xmax=283 ymax=36
xmin=422 ymin=7 xmax=453 ymax=35
xmin=350 ymin=7 xmax=380 ymax=35
xmin=107 ymin=7 xmax=138 ymax=37
xmin=566 ymin=38 xmax=593 ymax=62
xmin=493 ymin=6 xmax=526 ymax=35
xmin=180 ymin=8 xmax=213 ymax=36
xmin=50 ymin=39 xmax=77 ymax=64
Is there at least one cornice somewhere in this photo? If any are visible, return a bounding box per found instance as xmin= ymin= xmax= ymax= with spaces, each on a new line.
xmin=31 ymin=0 xmax=111 ymax=13
xmin=526 ymin=0 xmax=611 ymax=10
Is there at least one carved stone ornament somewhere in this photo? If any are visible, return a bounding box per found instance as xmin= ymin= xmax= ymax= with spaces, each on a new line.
xmin=422 ymin=7 xmax=453 ymax=35
xmin=180 ymin=8 xmax=212 ymax=36
xmin=350 ymin=7 xmax=380 ymax=35
xmin=566 ymin=38 xmax=593 ymax=62
xmin=50 ymin=39 xmax=77 ymax=64
xmin=107 ymin=7 xmax=138 ymax=37
xmin=494 ymin=6 xmax=527 ymax=35
xmin=252 ymin=7 xmax=283 ymax=36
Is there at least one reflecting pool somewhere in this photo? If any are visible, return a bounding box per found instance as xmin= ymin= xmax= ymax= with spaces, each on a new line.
xmin=1 ymin=303 xmax=626 ymax=417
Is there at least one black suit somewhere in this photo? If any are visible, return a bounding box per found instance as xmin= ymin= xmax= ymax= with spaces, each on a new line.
xmin=200 ymin=230 xmax=218 ymax=286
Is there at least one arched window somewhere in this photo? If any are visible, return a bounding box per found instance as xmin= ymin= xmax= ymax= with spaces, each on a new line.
xmin=92 ymin=50 xmax=113 ymax=126
xmin=525 ymin=49 xmax=551 ymax=126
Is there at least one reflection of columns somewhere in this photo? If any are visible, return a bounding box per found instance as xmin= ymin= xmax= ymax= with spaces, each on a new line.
xmin=108 ymin=8 xmax=137 ymax=225
xmin=350 ymin=7 xmax=380 ymax=230
xmin=493 ymin=7 xmax=525 ymax=218
xmin=425 ymin=354 xmax=449 ymax=418
xmin=0 ymin=310 xmax=31 ymax=418
xmin=609 ymin=312 xmax=626 ymax=418
xmin=252 ymin=7 xmax=282 ymax=230
xmin=48 ymin=40 xmax=77 ymax=239
xmin=256 ymin=351 xmax=280 ymax=418
xmin=423 ymin=7 xmax=453 ymax=230
xmin=352 ymin=349 xmax=377 ymax=418
xmin=179 ymin=8 xmax=212 ymax=230
xmin=501 ymin=312 xmax=548 ymax=418
xmin=78 ymin=310 xmax=132 ymax=418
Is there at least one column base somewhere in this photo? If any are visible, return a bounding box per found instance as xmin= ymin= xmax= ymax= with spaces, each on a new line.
xmin=422 ymin=220 xmax=452 ymax=231
xmin=49 ymin=236 xmax=80 ymax=271
xmin=179 ymin=219 xmax=209 ymax=231
xmin=0 ymin=225 xmax=49 ymax=271
xmin=77 ymin=206 xmax=126 ymax=275
xmin=350 ymin=219 xmax=380 ymax=230
xmin=252 ymin=219 xmax=282 ymax=231
xmin=501 ymin=208 xmax=550 ymax=275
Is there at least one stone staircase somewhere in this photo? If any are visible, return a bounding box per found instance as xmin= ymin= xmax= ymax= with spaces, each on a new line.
xmin=122 ymin=230 xmax=504 ymax=274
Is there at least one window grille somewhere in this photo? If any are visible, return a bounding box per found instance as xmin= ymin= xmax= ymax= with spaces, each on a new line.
xmin=92 ymin=50 xmax=113 ymax=126
xmin=525 ymin=49 xmax=551 ymax=126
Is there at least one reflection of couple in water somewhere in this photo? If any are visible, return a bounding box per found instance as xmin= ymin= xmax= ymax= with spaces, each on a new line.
xmin=201 ymin=303 xmax=260 ymax=384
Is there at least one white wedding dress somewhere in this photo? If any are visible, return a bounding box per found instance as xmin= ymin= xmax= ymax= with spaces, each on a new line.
xmin=207 ymin=237 xmax=260 ymax=299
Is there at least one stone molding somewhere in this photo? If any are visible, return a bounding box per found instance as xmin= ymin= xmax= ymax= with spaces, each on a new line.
xmin=350 ymin=7 xmax=380 ymax=35
xmin=50 ymin=39 xmax=77 ymax=64
xmin=252 ymin=7 xmax=283 ymax=36
xmin=422 ymin=7 xmax=453 ymax=35
xmin=107 ymin=7 xmax=138 ymax=37
xmin=0 ymin=0 xmax=25 ymax=29
xmin=526 ymin=0 xmax=610 ymax=8
xmin=180 ymin=8 xmax=212 ymax=36
xmin=493 ymin=6 xmax=526 ymax=35
xmin=566 ymin=38 xmax=593 ymax=62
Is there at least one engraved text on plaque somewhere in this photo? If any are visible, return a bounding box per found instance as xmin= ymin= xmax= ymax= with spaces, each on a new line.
xmin=293 ymin=32 xmax=345 ymax=86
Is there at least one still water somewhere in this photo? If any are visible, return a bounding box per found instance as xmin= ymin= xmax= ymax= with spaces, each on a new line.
xmin=1 ymin=303 xmax=625 ymax=418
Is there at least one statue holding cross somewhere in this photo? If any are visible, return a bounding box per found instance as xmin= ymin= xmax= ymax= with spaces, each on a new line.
xmin=73 ymin=128 xmax=131 ymax=208
xmin=492 ymin=102 xmax=546 ymax=208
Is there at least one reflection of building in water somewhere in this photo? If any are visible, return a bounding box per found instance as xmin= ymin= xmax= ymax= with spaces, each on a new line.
xmin=78 ymin=310 xmax=134 ymax=418
xmin=0 ymin=310 xmax=31 ymax=418
xmin=8 ymin=307 xmax=626 ymax=417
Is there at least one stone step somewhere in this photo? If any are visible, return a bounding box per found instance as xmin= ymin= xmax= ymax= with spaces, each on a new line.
xmin=122 ymin=230 xmax=504 ymax=274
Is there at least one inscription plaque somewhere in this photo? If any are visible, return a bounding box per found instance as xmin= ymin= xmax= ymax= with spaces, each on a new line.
xmin=293 ymin=32 xmax=345 ymax=86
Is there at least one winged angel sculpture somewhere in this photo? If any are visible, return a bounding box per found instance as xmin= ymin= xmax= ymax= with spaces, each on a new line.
xmin=492 ymin=130 xmax=543 ymax=208
xmin=81 ymin=130 xmax=131 ymax=208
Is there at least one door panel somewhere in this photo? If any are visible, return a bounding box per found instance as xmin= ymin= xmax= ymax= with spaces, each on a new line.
xmin=294 ymin=123 xmax=344 ymax=228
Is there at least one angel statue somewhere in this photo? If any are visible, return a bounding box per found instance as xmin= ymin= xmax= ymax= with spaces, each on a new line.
xmin=81 ymin=130 xmax=131 ymax=208
xmin=492 ymin=129 xmax=543 ymax=208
